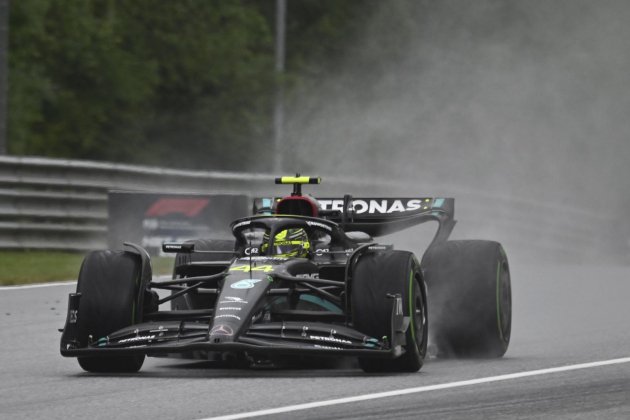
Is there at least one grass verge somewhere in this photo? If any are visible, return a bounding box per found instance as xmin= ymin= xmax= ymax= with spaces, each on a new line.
xmin=0 ymin=251 xmax=174 ymax=286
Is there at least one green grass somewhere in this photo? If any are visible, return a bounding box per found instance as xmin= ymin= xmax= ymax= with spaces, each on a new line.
xmin=0 ymin=251 xmax=175 ymax=286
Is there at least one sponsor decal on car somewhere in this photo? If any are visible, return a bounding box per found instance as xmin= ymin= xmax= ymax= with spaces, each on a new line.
xmin=319 ymin=199 xmax=432 ymax=214
xmin=244 ymin=247 xmax=259 ymax=255
xmin=218 ymin=307 xmax=242 ymax=311
xmin=309 ymin=335 xmax=352 ymax=345
xmin=220 ymin=296 xmax=248 ymax=304
xmin=162 ymin=243 xmax=184 ymax=251
xmin=313 ymin=344 xmax=343 ymax=350
xmin=215 ymin=314 xmax=241 ymax=320
xmin=118 ymin=335 xmax=156 ymax=344
xmin=210 ymin=325 xmax=234 ymax=336
xmin=230 ymin=279 xmax=263 ymax=289
xmin=368 ymin=245 xmax=390 ymax=250
xmin=232 ymin=220 xmax=251 ymax=230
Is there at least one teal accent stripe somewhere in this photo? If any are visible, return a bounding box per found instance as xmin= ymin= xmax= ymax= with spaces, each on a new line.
xmin=433 ymin=198 xmax=445 ymax=208
xmin=300 ymin=294 xmax=343 ymax=314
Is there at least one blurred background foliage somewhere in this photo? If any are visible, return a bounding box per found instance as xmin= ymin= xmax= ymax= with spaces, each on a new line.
xmin=8 ymin=0 xmax=377 ymax=171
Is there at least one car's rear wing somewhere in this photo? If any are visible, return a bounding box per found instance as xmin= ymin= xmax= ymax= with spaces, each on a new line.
xmin=253 ymin=197 xmax=456 ymax=244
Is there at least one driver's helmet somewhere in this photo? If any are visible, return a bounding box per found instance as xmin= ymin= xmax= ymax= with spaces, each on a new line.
xmin=261 ymin=228 xmax=310 ymax=258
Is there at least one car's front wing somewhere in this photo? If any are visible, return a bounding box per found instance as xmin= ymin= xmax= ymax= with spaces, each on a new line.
xmin=60 ymin=295 xmax=410 ymax=359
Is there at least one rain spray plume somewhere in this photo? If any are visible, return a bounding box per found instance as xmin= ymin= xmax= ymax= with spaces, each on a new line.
xmin=283 ymin=0 xmax=630 ymax=263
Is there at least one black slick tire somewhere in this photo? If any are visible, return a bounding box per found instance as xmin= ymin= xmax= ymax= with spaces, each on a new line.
xmin=76 ymin=250 xmax=145 ymax=373
xmin=352 ymin=250 xmax=427 ymax=373
xmin=422 ymin=240 xmax=511 ymax=358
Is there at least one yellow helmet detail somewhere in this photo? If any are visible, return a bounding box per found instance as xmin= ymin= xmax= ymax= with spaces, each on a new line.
xmin=261 ymin=228 xmax=310 ymax=258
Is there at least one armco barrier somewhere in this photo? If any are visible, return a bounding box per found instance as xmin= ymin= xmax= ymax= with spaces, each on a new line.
xmin=0 ymin=156 xmax=280 ymax=250
xmin=0 ymin=155 xmax=624 ymax=261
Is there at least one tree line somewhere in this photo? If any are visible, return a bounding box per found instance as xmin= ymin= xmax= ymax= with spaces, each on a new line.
xmin=8 ymin=0 xmax=377 ymax=171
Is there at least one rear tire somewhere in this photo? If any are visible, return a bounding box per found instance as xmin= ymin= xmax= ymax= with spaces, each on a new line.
xmin=422 ymin=240 xmax=511 ymax=358
xmin=76 ymin=250 xmax=145 ymax=372
xmin=352 ymin=251 xmax=427 ymax=372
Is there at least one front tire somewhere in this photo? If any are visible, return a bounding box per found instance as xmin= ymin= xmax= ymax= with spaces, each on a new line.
xmin=352 ymin=251 xmax=427 ymax=372
xmin=76 ymin=250 xmax=145 ymax=373
xmin=422 ymin=240 xmax=511 ymax=358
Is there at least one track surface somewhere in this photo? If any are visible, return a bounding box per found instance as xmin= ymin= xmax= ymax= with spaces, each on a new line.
xmin=1 ymin=262 xmax=629 ymax=419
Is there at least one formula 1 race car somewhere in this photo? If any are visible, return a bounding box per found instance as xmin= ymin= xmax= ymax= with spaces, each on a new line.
xmin=60 ymin=176 xmax=511 ymax=373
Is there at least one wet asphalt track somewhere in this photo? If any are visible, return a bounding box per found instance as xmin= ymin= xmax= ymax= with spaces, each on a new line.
xmin=1 ymin=262 xmax=629 ymax=419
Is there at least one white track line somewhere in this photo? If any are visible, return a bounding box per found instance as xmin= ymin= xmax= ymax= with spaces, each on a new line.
xmin=202 ymin=357 xmax=630 ymax=420
xmin=0 ymin=280 xmax=77 ymax=290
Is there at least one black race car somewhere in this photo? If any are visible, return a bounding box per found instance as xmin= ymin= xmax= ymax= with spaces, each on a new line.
xmin=60 ymin=176 xmax=511 ymax=373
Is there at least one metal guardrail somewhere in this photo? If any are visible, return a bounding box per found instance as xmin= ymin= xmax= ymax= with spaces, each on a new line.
xmin=0 ymin=156 xmax=268 ymax=250
xmin=0 ymin=155 xmax=623 ymax=261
